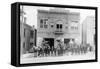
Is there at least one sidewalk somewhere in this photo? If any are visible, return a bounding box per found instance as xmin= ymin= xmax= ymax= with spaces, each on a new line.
xmin=20 ymin=52 xmax=95 ymax=64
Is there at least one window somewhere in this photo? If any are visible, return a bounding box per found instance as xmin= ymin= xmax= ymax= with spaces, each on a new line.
xmin=40 ymin=19 xmax=43 ymax=28
xmin=40 ymin=19 xmax=48 ymax=28
xmin=40 ymin=19 xmax=43 ymax=23
xmin=44 ymin=25 xmax=47 ymax=28
xmin=57 ymin=24 xmax=59 ymax=29
xmin=56 ymin=24 xmax=63 ymax=32
xmin=72 ymin=21 xmax=78 ymax=23
xmin=71 ymin=26 xmax=78 ymax=30
xmin=24 ymin=29 xmax=25 ymax=37
xmin=44 ymin=19 xmax=48 ymax=28
xmin=56 ymin=24 xmax=62 ymax=29
xmin=60 ymin=24 xmax=62 ymax=29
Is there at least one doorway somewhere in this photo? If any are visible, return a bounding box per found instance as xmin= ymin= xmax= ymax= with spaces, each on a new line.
xmin=64 ymin=39 xmax=70 ymax=45
xmin=44 ymin=38 xmax=54 ymax=48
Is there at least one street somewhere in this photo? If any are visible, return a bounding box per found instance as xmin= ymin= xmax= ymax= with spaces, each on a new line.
xmin=20 ymin=52 xmax=95 ymax=64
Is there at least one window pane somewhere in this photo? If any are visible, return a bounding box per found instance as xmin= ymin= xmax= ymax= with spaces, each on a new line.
xmin=40 ymin=25 xmax=43 ymax=28
xmin=44 ymin=21 xmax=46 ymax=24
xmin=44 ymin=25 xmax=47 ymax=28
xmin=40 ymin=19 xmax=43 ymax=28
xmin=40 ymin=19 xmax=43 ymax=24
xmin=57 ymin=24 xmax=59 ymax=29
xmin=60 ymin=24 xmax=62 ymax=29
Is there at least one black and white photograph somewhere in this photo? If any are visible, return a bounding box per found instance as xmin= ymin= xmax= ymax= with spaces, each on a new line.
xmin=20 ymin=4 xmax=96 ymax=64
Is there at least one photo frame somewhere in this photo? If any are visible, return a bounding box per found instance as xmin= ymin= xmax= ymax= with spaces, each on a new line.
xmin=11 ymin=2 xmax=98 ymax=67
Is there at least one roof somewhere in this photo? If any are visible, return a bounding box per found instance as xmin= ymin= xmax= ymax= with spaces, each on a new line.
xmin=38 ymin=9 xmax=69 ymax=14
xmin=38 ymin=9 xmax=80 ymax=15
xmin=20 ymin=23 xmax=34 ymax=30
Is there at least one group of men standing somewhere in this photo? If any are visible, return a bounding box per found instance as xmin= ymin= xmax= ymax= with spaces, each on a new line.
xmin=29 ymin=39 xmax=94 ymax=57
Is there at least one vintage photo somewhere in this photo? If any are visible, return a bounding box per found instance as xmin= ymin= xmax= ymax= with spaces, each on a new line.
xmin=20 ymin=5 xmax=96 ymax=64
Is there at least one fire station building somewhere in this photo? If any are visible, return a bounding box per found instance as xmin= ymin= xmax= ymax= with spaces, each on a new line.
xmin=37 ymin=9 xmax=80 ymax=48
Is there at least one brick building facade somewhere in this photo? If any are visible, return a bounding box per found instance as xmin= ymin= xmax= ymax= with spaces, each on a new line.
xmin=37 ymin=9 xmax=80 ymax=48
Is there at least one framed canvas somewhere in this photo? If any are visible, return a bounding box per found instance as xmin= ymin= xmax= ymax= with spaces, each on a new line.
xmin=11 ymin=2 xmax=98 ymax=67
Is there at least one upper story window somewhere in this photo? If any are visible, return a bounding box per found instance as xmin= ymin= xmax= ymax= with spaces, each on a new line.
xmin=57 ymin=24 xmax=59 ymax=29
xmin=40 ymin=19 xmax=48 ymax=28
xmin=56 ymin=24 xmax=62 ymax=29
xmin=40 ymin=19 xmax=43 ymax=28
xmin=60 ymin=24 xmax=62 ymax=29
xmin=71 ymin=21 xmax=78 ymax=23
xmin=71 ymin=26 xmax=78 ymax=30
xmin=56 ymin=24 xmax=63 ymax=32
